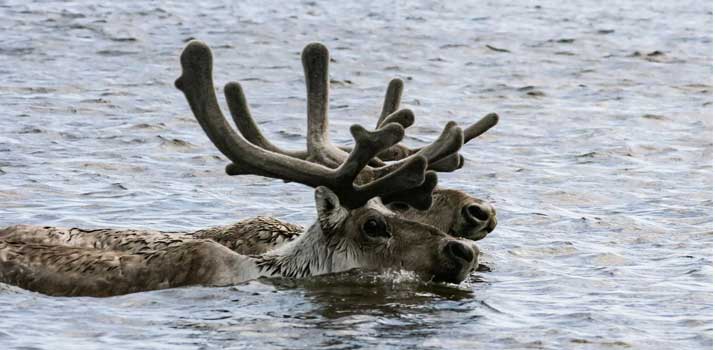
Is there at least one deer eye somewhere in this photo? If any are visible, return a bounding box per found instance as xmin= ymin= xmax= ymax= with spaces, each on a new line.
xmin=362 ymin=217 xmax=390 ymax=239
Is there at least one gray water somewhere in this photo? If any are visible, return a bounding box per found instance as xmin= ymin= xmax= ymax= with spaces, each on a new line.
xmin=0 ymin=1 xmax=712 ymax=349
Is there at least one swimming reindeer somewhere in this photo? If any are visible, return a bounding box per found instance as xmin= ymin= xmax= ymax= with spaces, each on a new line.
xmin=0 ymin=41 xmax=498 ymax=297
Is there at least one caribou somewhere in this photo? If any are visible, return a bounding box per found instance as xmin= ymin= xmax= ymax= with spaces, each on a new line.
xmin=0 ymin=41 xmax=498 ymax=297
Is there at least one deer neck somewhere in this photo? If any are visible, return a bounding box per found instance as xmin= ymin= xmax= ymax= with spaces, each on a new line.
xmin=246 ymin=221 xmax=356 ymax=279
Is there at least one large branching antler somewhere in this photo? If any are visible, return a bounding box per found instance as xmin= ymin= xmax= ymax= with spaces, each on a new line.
xmin=175 ymin=41 xmax=440 ymax=209
xmin=225 ymin=60 xmax=495 ymax=180
xmin=225 ymin=44 xmax=415 ymax=169
xmin=222 ymin=42 xmax=467 ymax=184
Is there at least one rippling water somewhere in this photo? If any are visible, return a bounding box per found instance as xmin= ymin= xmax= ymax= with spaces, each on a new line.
xmin=0 ymin=1 xmax=712 ymax=349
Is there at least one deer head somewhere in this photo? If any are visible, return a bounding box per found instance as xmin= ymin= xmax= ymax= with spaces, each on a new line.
xmin=175 ymin=41 xmax=478 ymax=283
xmin=219 ymin=44 xmax=499 ymax=241
xmin=387 ymin=188 xmax=496 ymax=241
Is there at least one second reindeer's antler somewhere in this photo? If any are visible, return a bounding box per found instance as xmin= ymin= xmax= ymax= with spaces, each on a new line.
xmin=175 ymin=41 xmax=455 ymax=210
xmin=373 ymin=78 xmax=499 ymax=171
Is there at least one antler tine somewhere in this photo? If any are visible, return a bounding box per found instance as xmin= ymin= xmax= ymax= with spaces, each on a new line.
xmin=426 ymin=112 xmax=499 ymax=172
xmin=464 ymin=112 xmax=499 ymax=143
xmin=372 ymin=78 xmax=421 ymax=162
xmin=379 ymin=108 xmax=414 ymax=129
xmin=374 ymin=112 xmax=499 ymax=171
xmin=335 ymin=124 xmax=403 ymax=183
xmin=429 ymin=153 xmax=464 ymax=172
xmin=176 ymin=41 xmax=433 ymax=209
xmin=372 ymin=122 xmax=464 ymax=178
xmin=426 ymin=113 xmax=499 ymax=172
xmin=338 ymin=108 xmax=416 ymax=166
xmin=411 ymin=121 xmax=464 ymax=163
xmin=303 ymin=43 xmax=332 ymax=157
xmin=224 ymin=82 xmax=308 ymax=159
xmin=365 ymin=159 xmax=435 ymax=210
xmin=335 ymin=123 xmax=431 ymax=207
xmin=376 ymin=78 xmax=404 ymax=128
xmin=381 ymin=171 xmax=438 ymax=210
xmin=362 ymin=73 xmax=440 ymax=208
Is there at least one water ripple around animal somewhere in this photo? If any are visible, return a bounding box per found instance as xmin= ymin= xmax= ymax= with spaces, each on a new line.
xmin=0 ymin=0 xmax=711 ymax=349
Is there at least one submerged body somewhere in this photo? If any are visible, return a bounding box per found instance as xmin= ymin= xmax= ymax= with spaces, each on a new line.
xmin=0 ymin=231 xmax=256 ymax=297
xmin=1 ymin=188 xmax=495 ymax=259
xmin=0 ymin=216 xmax=303 ymax=257
xmin=0 ymin=189 xmax=492 ymax=297
xmin=0 ymin=194 xmax=478 ymax=297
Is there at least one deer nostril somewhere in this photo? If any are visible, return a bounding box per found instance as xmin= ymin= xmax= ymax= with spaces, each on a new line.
xmin=464 ymin=203 xmax=490 ymax=222
xmin=446 ymin=241 xmax=474 ymax=263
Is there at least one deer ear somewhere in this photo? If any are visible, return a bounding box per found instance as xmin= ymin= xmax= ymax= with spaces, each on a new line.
xmin=315 ymin=186 xmax=348 ymax=234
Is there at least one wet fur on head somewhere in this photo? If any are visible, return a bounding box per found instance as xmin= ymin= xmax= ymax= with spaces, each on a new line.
xmin=387 ymin=188 xmax=497 ymax=241
xmin=256 ymin=187 xmax=478 ymax=283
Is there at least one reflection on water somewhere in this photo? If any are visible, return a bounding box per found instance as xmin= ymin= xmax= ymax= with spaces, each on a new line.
xmin=0 ymin=0 xmax=712 ymax=349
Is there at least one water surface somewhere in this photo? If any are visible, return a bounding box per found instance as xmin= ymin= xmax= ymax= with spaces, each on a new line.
xmin=0 ymin=1 xmax=712 ymax=349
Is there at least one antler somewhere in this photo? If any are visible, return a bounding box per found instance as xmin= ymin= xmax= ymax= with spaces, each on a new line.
xmin=226 ymin=44 xmax=417 ymax=169
xmin=223 ymin=48 xmax=468 ymax=181
xmin=175 ymin=41 xmax=442 ymax=210
xmin=374 ymin=78 xmax=500 ymax=171
xmin=227 ymin=70 xmax=495 ymax=180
